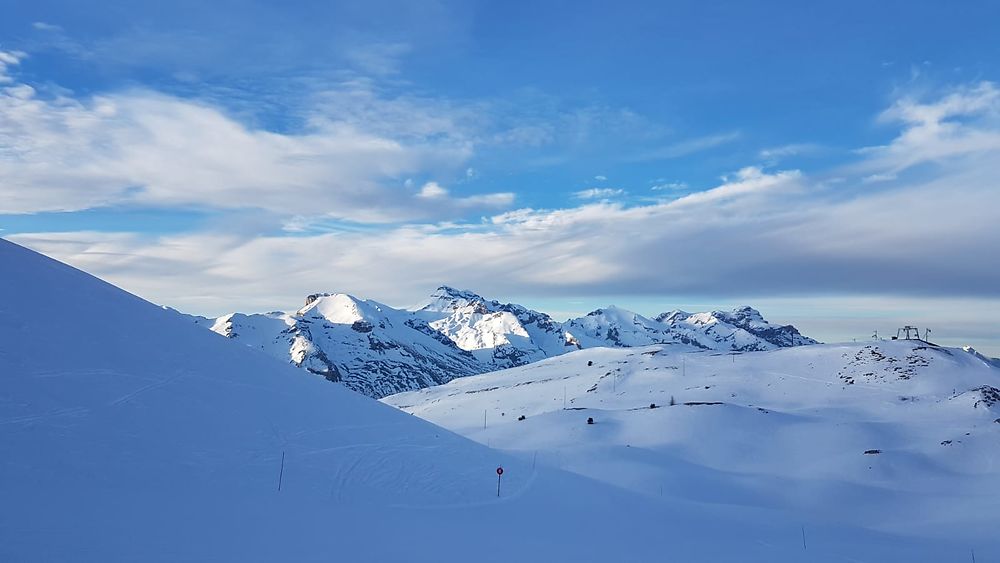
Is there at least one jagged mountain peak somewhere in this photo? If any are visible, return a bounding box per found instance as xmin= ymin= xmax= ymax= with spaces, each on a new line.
xmin=654 ymin=309 xmax=691 ymax=323
xmin=712 ymin=305 xmax=767 ymax=326
xmin=654 ymin=305 xmax=818 ymax=350
xmin=584 ymin=305 xmax=649 ymax=321
xmin=415 ymin=287 xmax=570 ymax=368
xmin=417 ymin=286 xmax=490 ymax=314
xmin=434 ymin=285 xmax=484 ymax=300
xmin=297 ymin=293 xmax=387 ymax=324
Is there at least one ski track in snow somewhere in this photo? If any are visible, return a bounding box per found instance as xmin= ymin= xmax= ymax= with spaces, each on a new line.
xmin=0 ymin=405 xmax=90 ymax=425
xmin=107 ymin=372 xmax=186 ymax=407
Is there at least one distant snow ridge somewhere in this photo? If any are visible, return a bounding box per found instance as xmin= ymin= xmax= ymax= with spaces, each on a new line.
xmin=562 ymin=304 xmax=816 ymax=352
xmin=655 ymin=306 xmax=818 ymax=350
xmin=195 ymin=286 xmax=817 ymax=398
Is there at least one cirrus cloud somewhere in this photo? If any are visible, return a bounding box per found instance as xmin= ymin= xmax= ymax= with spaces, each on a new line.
xmin=573 ymin=188 xmax=625 ymax=200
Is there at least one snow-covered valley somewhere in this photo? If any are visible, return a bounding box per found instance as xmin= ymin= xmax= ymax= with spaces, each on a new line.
xmin=385 ymin=339 xmax=1000 ymax=548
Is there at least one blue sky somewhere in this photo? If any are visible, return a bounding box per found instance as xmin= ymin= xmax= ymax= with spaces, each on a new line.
xmin=2 ymin=1 xmax=1000 ymax=353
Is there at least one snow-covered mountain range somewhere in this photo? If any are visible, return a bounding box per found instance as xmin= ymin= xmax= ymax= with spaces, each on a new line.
xmin=192 ymin=285 xmax=817 ymax=397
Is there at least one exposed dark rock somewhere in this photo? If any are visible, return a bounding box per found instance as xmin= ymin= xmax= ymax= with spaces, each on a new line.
xmin=351 ymin=320 xmax=373 ymax=333
xmin=971 ymin=386 xmax=1000 ymax=409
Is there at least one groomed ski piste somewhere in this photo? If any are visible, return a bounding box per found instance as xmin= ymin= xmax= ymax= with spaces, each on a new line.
xmin=1 ymin=237 xmax=995 ymax=561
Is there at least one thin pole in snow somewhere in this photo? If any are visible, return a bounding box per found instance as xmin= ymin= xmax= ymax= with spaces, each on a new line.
xmin=277 ymin=450 xmax=285 ymax=492
xmin=971 ymin=548 xmax=976 ymax=563
xmin=484 ymin=410 xmax=487 ymax=429
xmin=563 ymin=387 xmax=566 ymax=408
xmin=801 ymin=525 xmax=807 ymax=551
xmin=532 ymin=451 xmax=537 ymax=470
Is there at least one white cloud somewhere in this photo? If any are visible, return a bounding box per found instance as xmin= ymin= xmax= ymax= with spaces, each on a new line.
xmin=32 ymin=22 xmax=64 ymax=32
xmin=0 ymin=50 xmax=26 ymax=83
xmin=416 ymin=181 xmax=514 ymax=207
xmin=594 ymin=175 xmax=607 ymax=181
xmin=0 ymin=67 xmax=517 ymax=222
xmin=856 ymin=82 xmax=1000 ymax=177
xmin=417 ymin=181 xmax=449 ymax=199
xmin=881 ymin=82 xmax=999 ymax=127
xmin=758 ymin=143 xmax=821 ymax=160
xmin=861 ymin=172 xmax=897 ymax=184
xmin=460 ymin=192 xmax=515 ymax=207
xmin=573 ymin=188 xmax=625 ymax=200
xmin=650 ymin=181 xmax=687 ymax=191
xmin=668 ymin=166 xmax=800 ymax=207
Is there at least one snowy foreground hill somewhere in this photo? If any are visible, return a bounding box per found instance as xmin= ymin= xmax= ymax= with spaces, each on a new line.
xmin=384 ymin=341 xmax=1000 ymax=555
xmin=1 ymin=237 xmax=910 ymax=562
xmin=194 ymin=286 xmax=816 ymax=398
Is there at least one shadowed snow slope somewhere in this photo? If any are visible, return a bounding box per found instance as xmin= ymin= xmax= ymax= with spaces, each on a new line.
xmin=386 ymin=341 xmax=1000 ymax=557
xmin=5 ymin=237 xmax=951 ymax=562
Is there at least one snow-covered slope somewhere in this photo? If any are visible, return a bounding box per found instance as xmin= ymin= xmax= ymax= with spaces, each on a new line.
xmin=963 ymin=345 xmax=1000 ymax=368
xmin=196 ymin=285 xmax=816 ymax=398
xmin=385 ymin=340 xmax=1000 ymax=550
xmin=0 ymin=238 xmax=844 ymax=562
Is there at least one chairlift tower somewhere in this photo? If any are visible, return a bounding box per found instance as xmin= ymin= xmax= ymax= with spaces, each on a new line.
xmin=895 ymin=326 xmax=921 ymax=340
